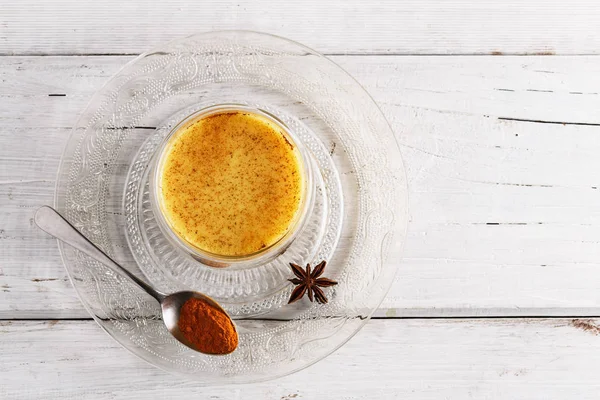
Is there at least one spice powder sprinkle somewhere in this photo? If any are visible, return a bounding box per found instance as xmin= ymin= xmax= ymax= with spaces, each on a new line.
xmin=159 ymin=111 xmax=305 ymax=257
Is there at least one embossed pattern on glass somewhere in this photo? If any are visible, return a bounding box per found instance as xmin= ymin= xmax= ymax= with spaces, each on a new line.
xmin=55 ymin=31 xmax=408 ymax=383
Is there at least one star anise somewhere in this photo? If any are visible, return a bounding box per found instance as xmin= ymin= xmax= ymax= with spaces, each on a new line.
xmin=288 ymin=261 xmax=338 ymax=304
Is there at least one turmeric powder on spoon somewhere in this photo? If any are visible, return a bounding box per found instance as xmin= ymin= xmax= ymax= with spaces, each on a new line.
xmin=177 ymin=297 xmax=238 ymax=355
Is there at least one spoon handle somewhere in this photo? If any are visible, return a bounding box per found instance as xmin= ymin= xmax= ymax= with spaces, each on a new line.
xmin=34 ymin=206 xmax=165 ymax=302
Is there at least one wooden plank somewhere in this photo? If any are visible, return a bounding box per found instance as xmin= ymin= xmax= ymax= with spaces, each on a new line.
xmin=2 ymin=318 xmax=600 ymax=398
xmin=2 ymin=0 xmax=600 ymax=55
xmin=2 ymin=56 xmax=600 ymax=318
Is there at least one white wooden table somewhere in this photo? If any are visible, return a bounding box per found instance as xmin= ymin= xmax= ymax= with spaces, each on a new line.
xmin=3 ymin=1 xmax=600 ymax=398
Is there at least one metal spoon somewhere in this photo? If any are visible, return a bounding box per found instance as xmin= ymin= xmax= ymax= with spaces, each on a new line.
xmin=34 ymin=205 xmax=237 ymax=355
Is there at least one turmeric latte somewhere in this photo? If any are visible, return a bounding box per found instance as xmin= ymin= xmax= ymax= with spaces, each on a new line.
xmin=158 ymin=110 xmax=305 ymax=257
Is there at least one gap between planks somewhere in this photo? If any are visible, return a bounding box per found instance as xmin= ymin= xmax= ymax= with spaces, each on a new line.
xmin=1 ymin=53 xmax=597 ymax=57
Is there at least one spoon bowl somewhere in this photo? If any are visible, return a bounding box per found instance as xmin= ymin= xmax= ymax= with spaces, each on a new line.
xmin=161 ymin=291 xmax=237 ymax=355
xmin=34 ymin=206 xmax=238 ymax=355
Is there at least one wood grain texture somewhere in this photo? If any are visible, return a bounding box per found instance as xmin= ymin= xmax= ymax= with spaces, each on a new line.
xmin=2 ymin=56 xmax=600 ymax=318
xmin=3 ymin=318 xmax=600 ymax=398
xmin=2 ymin=0 xmax=600 ymax=55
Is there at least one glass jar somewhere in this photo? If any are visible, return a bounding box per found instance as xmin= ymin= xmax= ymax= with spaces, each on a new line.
xmin=150 ymin=104 xmax=315 ymax=269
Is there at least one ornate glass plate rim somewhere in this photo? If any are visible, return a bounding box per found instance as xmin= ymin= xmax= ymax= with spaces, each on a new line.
xmin=54 ymin=30 xmax=409 ymax=384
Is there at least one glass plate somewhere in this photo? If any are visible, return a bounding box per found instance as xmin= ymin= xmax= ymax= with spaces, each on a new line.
xmin=55 ymin=31 xmax=408 ymax=383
